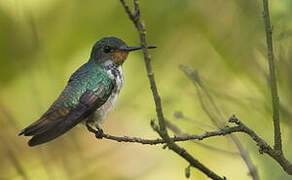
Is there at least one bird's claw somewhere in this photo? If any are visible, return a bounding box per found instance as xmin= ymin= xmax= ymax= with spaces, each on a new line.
xmin=86 ymin=123 xmax=104 ymax=139
xmin=95 ymin=128 xmax=104 ymax=139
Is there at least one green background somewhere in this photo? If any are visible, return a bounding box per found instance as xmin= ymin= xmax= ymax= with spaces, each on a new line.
xmin=1 ymin=0 xmax=292 ymax=179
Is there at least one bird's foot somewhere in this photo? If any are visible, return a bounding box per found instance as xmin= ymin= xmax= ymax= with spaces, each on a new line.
xmin=86 ymin=123 xmax=104 ymax=139
xmin=95 ymin=128 xmax=104 ymax=139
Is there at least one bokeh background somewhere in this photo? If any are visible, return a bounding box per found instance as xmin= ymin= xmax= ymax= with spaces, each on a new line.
xmin=1 ymin=0 xmax=292 ymax=179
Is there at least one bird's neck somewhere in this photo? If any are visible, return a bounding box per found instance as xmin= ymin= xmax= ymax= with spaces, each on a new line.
xmin=88 ymin=59 xmax=118 ymax=70
xmin=99 ymin=60 xmax=123 ymax=80
xmin=98 ymin=60 xmax=119 ymax=71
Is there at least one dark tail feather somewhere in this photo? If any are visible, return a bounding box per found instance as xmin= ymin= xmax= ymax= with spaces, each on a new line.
xmin=19 ymin=109 xmax=72 ymax=139
xmin=28 ymin=124 xmax=66 ymax=146
xmin=19 ymin=120 xmax=59 ymax=137
xmin=28 ymin=117 xmax=82 ymax=146
xmin=21 ymin=90 xmax=103 ymax=146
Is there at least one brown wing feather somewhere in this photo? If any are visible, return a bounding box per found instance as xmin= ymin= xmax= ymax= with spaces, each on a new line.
xmin=28 ymin=91 xmax=98 ymax=146
xmin=20 ymin=87 xmax=113 ymax=146
xmin=18 ymin=106 xmax=70 ymax=136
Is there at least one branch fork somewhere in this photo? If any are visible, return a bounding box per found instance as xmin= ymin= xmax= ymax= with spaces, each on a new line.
xmin=87 ymin=0 xmax=292 ymax=179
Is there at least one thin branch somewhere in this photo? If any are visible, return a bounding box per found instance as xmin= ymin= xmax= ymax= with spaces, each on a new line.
xmin=88 ymin=114 xmax=292 ymax=175
xmin=120 ymin=0 xmax=168 ymax=136
xmin=165 ymin=119 xmax=239 ymax=156
xmin=229 ymin=115 xmax=292 ymax=175
xmin=151 ymin=121 xmax=226 ymax=180
xmin=262 ymin=0 xmax=282 ymax=153
xmin=180 ymin=65 xmax=259 ymax=180
xmin=91 ymin=0 xmax=292 ymax=178
xmin=119 ymin=1 xmax=226 ymax=179
xmin=87 ymin=122 xmax=243 ymax=145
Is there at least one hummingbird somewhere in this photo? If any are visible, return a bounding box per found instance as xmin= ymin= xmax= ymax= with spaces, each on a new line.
xmin=19 ymin=37 xmax=156 ymax=146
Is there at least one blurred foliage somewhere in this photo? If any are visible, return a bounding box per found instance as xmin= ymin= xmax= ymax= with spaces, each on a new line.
xmin=0 ymin=0 xmax=292 ymax=180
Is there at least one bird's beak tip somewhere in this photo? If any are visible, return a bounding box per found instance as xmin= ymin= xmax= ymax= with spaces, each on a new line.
xmin=147 ymin=45 xmax=157 ymax=49
xmin=120 ymin=45 xmax=157 ymax=51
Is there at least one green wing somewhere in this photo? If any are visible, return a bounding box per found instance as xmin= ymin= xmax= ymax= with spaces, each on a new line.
xmin=19 ymin=61 xmax=115 ymax=146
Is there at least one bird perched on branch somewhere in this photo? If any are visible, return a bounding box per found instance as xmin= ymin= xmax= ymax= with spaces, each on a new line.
xmin=19 ymin=37 xmax=156 ymax=146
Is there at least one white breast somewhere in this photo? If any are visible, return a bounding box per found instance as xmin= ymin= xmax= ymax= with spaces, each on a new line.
xmin=92 ymin=65 xmax=124 ymax=126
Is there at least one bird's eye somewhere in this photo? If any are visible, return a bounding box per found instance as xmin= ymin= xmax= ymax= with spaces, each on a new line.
xmin=103 ymin=45 xmax=111 ymax=53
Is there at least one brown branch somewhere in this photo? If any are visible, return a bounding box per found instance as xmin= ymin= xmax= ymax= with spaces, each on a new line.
xmin=262 ymin=0 xmax=282 ymax=153
xmin=229 ymin=115 xmax=292 ymax=175
xmin=87 ymin=122 xmax=243 ymax=145
xmin=150 ymin=120 xmax=227 ymax=180
xmin=119 ymin=1 xmax=226 ymax=179
xmin=179 ymin=65 xmax=259 ymax=180
xmin=89 ymin=0 xmax=292 ymax=178
xmin=165 ymin=119 xmax=239 ymax=156
xmin=120 ymin=0 xmax=168 ymax=136
xmin=88 ymin=114 xmax=292 ymax=175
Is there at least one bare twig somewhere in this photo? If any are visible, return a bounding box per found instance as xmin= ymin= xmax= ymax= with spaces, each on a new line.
xmin=119 ymin=1 xmax=226 ymax=179
xmin=262 ymin=0 xmax=282 ymax=153
xmin=110 ymin=0 xmax=292 ymax=178
xmin=166 ymin=119 xmax=239 ymax=156
xmin=87 ymin=122 xmax=243 ymax=145
xmin=179 ymin=65 xmax=259 ymax=180
xmin=88 ymin=114 xmax=292 ymax=176
xmin=150 ymin=120 xmax=226 ymax=180
xmin=120 ymin=0 xmax=168 ymax=136
xmin=229 ymin=115 xmax=292 ymax=175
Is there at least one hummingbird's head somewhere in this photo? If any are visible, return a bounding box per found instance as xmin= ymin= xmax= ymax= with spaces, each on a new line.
xmin=90 ymin=37 xmax=156 ymax=66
